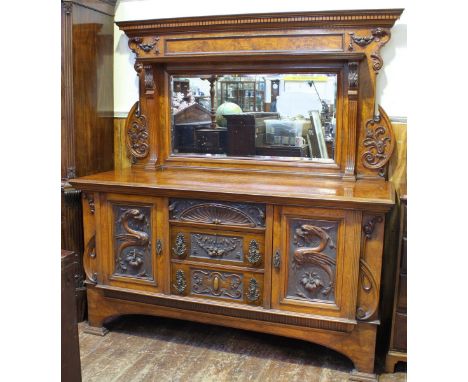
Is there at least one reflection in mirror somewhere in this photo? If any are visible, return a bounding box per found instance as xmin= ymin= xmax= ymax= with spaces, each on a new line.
xmin=171 ymin=73 xmax=337 ymax=161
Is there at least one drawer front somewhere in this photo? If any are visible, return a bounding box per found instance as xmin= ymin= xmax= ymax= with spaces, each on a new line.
xmin=171 ymin=264 xmax=263 ymax=306
xmin=169 ymin=198 xmax=266 ymax=228
xmin=170 ymin=227 xmax=265 ymax=268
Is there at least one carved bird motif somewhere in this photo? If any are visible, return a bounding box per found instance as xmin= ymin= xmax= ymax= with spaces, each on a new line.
xmin=115 ymin=209 xmax=149 ymax=271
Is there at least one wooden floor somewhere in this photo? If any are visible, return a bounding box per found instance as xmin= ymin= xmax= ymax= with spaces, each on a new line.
xmin=79 ymin=315 xmax=406 ymax=382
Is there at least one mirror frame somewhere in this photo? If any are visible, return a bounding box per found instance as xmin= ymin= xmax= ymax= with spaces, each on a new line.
xmin=118 ymin=9 xmax=401 ymax=180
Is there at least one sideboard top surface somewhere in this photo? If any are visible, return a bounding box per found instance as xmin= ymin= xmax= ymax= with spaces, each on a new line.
xmin=70 ymin=168 xmax=394 ymax=210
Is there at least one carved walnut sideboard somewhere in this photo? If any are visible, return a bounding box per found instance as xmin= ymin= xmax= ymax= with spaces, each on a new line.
xmin=70 ymin=9 xmax=403 ymax=381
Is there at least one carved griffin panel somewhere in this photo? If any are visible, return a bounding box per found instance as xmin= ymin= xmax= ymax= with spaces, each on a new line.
xmin=287 ymin=219 xmax=338 ymax=303
xmin=113 ymin=205 xmax=152 ymax=280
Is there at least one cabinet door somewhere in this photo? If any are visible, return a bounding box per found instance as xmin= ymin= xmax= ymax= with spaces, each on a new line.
xmin=272 ymin=206 xmax=361 ymax=319
xmin=100 ymin=193 xmax=166 ymax=292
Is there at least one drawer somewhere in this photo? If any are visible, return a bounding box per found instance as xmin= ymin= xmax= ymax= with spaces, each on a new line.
xmin=170 ymin=226 xmax=265 ymax=268
xmin=171 ymin=263 xmax=263 ymax=306
xmin=392 ymin=312 xmax=407 ymax=351
xmin=397 ymin=273 xmax=407 ymax=311
xmin=169 ymin=198 xmax=266 ymax=228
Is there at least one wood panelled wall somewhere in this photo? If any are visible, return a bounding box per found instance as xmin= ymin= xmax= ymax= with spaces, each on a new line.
xmin=61 ymin=0 xmax=116 ymax=321
xmin=114 ymin=117 xmax=132 ymax=170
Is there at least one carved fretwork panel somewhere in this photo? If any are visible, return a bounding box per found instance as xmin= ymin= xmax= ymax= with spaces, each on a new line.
xmin=169 ymin=199 xmax=266 ymax=228
xmin=191 ymin=269 xmax=243 ymax=300
xmin=287 ymin=219 xmax=338 ymax=303
xmin=113 ymin=205 xmax=153 ymax=280
xmin=356 ymin=214 xmax=385 ymax=321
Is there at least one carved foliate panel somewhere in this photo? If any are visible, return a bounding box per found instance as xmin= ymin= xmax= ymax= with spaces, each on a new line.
xmin=169 ymin=199 xmax=265 ymax=228
xmin=125 ymin=101 xmax=149 ymax=163
xmin=287 ymin=219 xmax=338 ymax=303
xmin=362 ymin=115 xmax=395 ymax=175
xmin=191 ymin=269 xmax=243 ymax=300
xmin=190 ymin=233 xmax=243 ymax=262
xmin=113 ymin=205 xmax=152 ymax=280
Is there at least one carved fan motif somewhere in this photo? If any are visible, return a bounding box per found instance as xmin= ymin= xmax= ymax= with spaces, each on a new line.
xmin=178 ymin=203 xmax=257 ymax=227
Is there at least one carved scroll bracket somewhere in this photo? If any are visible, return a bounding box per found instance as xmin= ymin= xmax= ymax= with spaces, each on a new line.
xmin=347 ymin=28 xmax=391 ymax=73
xmin=348 ymin=61 xmax=359 ymax=93
xmin=134 ymin=62 xmax=156 ymax=98
xmin=84 ymin=235 xmax=97 ymax=283
xmin=356 ymin=259 xmax=378 ymax=321
xmin=356 ymin=215 xmax=383 ymax=321
xmin=125 ymin=101 xmax=149 ymax=164
xmin=363 ymin=216 xmax=383 ymax=239
xmin=128 ymin=36 xmax=160 ymax=56
xmin=361 ymin=106 xmax=395 ymax=177
xmin=83 ymin=192 xmax=95 ymax=214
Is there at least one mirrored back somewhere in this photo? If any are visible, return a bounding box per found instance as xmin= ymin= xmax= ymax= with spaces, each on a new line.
xmin=170 ymin=73 xmax=338 ymax=162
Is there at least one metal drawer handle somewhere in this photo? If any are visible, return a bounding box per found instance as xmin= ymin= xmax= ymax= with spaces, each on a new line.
xmin=273 ymin=249 xmax=281 ymax=270
xmin=156 ymin=239 xmax=163 ymax=256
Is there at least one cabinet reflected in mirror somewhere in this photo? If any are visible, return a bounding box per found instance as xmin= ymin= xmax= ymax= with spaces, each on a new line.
xmin=171 ymin=73 xmax=337 ymax=162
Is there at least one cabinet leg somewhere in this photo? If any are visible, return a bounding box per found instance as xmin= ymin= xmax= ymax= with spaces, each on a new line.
xmin=349 ymin=370 xmax=378 ymax=382
xmin=385 ymin=351 xmax=407 ymax=373
xmin=83 ymin=321 xmax=109 ymax=336
xmin=385 ymin=355 xmax=397 ymax=373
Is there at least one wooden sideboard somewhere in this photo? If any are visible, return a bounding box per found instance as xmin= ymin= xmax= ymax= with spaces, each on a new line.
xmin=61 ymin=0 xmax=115 ymax=320
xmin=70 ymin=9 xmax=404 ymax=381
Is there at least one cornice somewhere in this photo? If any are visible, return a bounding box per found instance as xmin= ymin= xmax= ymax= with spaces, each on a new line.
xmin=116 ymin=9 xmax=404 ymax=36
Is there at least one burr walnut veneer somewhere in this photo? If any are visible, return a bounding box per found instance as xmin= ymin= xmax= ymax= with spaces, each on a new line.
xmin=70 ymin=9 xmax=403 ymax=381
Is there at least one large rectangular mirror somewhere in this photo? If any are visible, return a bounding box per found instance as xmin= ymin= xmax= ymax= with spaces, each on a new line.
xmin=170 ymin=73 xmax=337 ymax=162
